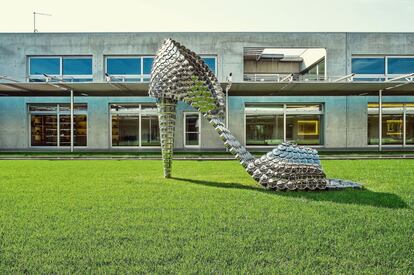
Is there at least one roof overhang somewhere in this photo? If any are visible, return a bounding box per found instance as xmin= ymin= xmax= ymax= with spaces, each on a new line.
xmin=0 ymin=82 xmax=413 ymax=97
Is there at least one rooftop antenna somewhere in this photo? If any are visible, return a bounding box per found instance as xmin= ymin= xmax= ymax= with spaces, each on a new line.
xmin=33 ymin=12 xmax=52 ymax=33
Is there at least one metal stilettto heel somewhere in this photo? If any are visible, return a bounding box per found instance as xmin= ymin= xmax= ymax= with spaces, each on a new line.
xmin=149 ymin=38 xmax=362 ymax=191
xmin=157 ymin=97 xmax=176 ymax=178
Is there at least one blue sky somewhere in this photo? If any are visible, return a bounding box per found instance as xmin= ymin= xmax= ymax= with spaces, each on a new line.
xmin=0 ymin=0 xmax=413 ymax=32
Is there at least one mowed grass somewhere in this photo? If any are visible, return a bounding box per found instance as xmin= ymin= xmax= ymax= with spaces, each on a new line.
xmin=0 ymin=160 xmax=413 ymax=274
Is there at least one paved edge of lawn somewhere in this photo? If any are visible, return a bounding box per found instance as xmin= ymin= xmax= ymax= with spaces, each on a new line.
xmin=1 ymin=155 xmax=414 ymax=160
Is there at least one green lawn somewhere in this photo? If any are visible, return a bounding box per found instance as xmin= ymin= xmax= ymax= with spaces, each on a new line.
xmin=0 ymin=160 xmax=413 ymax=273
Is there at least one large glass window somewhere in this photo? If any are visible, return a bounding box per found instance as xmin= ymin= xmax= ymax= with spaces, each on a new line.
xmin=30 ymin=104 xmax=88 ymax=147
xmin=106 ymin=58 xmax=141 ymax=75
xmin=246 ymin=115 xmax=284 ymax=146
xmin=141 ymin=105 xmax=160 ymax=146
xmin=367 ymin=103 xmax=412 ymax=146
xmin=105 ymin=56 xmax=216 ymax=82
xmin=62 ymin=58 xmax=93 ymax=75
xmin=29 ymin=57 xmax=60 ymax=75
xmin=105 ymin=56 xmax=150 ymax=82
xmin=184 ymin=113 xmax=200 ymax=147
xmin=387 ymin=57 xmax=414 ymax=75
xmin=111 ymin=104 xmax=160 ymax=147
xmin=28 ymin=56 xmax=93 ymax=82
xmin=286 ymin=115 xmax=322 ymax=145
xmin=245 ymin=104 xmax=323 ymax=146
xmin=352 ymin=56 xmax=414 ymax=81
xmin=352 ymin=57 xmax=385 ymax=75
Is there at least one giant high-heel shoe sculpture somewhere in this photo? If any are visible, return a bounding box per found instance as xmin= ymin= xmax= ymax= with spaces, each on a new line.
xmin=149 ymin=39 xmax=361 ymax=191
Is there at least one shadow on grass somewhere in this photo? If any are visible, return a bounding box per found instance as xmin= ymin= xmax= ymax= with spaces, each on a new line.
xmin=171 ymin=177 xmax=408 ymax=209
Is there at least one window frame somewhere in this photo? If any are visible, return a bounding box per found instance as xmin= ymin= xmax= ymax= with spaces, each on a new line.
xmin=105 ymin=55 xmax=217 ymax=82
xmin=386 ymin=56 xmax=414 ymax=79
xmin=28 ymin=103 xmax=88 ymax=148
xmin=244 ymin=103 xmax=324 ymax=148
xmin=27 ymin=56 xmax=93 ymax=82
xmin=367 ymin=102 xmax=414 ymax=147
xmin=352 ymin=55 xmax=414 ymax=81
xmin=109 ymin=103 xmax=160 ymax=148
xmin=200 ymin=55 xmax=218 ymax=75
xmin=351 ymin=56 xmax=386 ymax=81
xmin=105 ymin=56 xmax=154 ymax=82
xmin=183 ymin=112 xmax=201 ymax=148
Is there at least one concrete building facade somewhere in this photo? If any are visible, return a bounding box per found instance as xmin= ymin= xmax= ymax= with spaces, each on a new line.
xmin=0 ymin=32 xmax=413 ymax=151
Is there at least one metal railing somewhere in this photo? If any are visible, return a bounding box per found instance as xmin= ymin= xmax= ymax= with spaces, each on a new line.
xmin=244 ymin=73 xmax=327 ymax=82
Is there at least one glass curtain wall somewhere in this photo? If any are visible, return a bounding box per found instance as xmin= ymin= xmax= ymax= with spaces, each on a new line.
xmin=368 ymin=103 xmax=414 ymax=146
xmin=30 ymin=104 xmax=88 ymax=147
xmin=245 ymin=104 xmax=323 ymax=146
xmin=111 ymin=104 xmax=160 ymax=147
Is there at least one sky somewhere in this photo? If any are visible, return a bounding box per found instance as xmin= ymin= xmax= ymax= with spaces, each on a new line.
xmin=0 ymin=0 xmax=413 ymax=33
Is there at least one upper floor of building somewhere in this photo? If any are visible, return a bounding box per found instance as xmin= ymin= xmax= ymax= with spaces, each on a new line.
xmin=1 ymin=32 xmax=414 ymax=84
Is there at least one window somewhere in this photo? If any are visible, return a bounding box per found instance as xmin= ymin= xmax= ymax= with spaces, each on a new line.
xmin=111 ymin=104 xmax=160 ymax=147
xmin=141 ymin=105 xmax=160 ymax=146
xmin=245 ymin=104 xmax=323 ymax=146
xmin=367 ymin=103 xmax=414 ymax=146
xmin=184 ymin=113 xmax=200 ymax=147
xmin=352 ymin=56 xmax=414 ymax=81
xmin=202 ymin=57 xmax=217 ymax=75
xmin=352 ymin=57 xmax=385 ymax=75
xmin=245 ymin=104 xmax=284 ymax=146
xmin=28 ymin=56 xmax=93 ymax=82
xmin=105 ymin=56 xmax=152 ymax=82
xmin=105 ymin=56 xmax=215 ymax=82
xmin=301 ymin=59 xmax=325 ymax=81
xmin=387 ymin=57 xmax=414 ymax=75
xmin=30 ymin=104 xmax=88 ymax=147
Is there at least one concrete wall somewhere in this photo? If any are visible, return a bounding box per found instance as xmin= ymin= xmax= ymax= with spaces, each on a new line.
xmin=1 ymin=32 xmax=414 ymax=150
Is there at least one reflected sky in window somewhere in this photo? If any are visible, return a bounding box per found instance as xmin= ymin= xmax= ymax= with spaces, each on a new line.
xmin=352 ymin=58 xmax=385 ymax=74
xmin=63 ymin=58 xmax=92 ymax=75
xmin=107 ymin=58 xmax=141 ymax=75
xmin=388 ymin=58 xmax=414 ymax=74
xmin=202 ymin=57 xmax=216 ymax=74
xmin=30 ymin=58 xmax=60 ymax=75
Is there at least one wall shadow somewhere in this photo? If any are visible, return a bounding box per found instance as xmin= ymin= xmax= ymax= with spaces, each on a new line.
xmin=171 ymin=177 xmax=408 ymax=209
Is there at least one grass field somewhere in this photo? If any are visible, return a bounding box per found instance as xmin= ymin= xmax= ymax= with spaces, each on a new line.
xmin=0 ymin=160 xmax=413 ymax=273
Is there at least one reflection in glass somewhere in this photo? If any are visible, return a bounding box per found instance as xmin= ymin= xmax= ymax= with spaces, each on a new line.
xmin=387 ymin=58 xmax=414 ymax=74
xmin=367 ymin=114 xmax=379 ymax=145
xmin=107 ymin=58 xmax=141 ymax=75
xmin=185 ymin=114 xmax=200 ymax=146
xmin=141 ymin=116 xmax=160 ymax=146
xmin=202 ymin=57 xmax=216 ymax=74
xmin=29 ymin=57 xmax=60 ymax=75
xmin=29 ymin=105 xmax=57 ymax=112
xmin=111 ymin=115 xmax=140 ymax=146
xmin=59 ymin=115 xmax=87 ymax=146
xmin=406 ymin=115 xmax=414 ymax=145
xmin=143 ymin=57 xmax=154 ymax=75
xmin=286 ymin=115 xmax=321 ymax=145
xmin=382 ymin=114 xmax=403 ymax=145
xmin=31 ymin=115 xmax=58 ymax=146
xmin=352 ymin=58 xmax=385 ymax=74
xmin=246 ymin=115 xmax=283 ymax=146
xmin=63 ymin=58 xmax=92 ymax=75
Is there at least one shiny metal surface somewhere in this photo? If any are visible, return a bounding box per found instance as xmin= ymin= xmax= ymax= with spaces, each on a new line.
xmin=149 ymin=38 xmax=361 ymax=191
